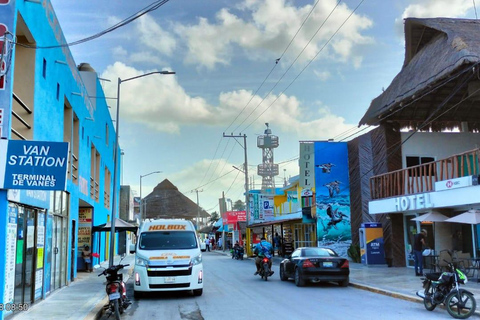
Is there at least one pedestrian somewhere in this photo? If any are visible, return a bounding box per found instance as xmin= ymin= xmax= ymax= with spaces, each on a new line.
xmin=217 ymin=237 xmax=222 ymax=250
xmin=274 ymin=232 xmax=281 ymax=256
xmin=82 ymin=245 xmax=92 ymax=272
xmin=205 ymin=238 xmax=210 ymax=252
xmin=413 ymin=229 xmax=427 ymax=276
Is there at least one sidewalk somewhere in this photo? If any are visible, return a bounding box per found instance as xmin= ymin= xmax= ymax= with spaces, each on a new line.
xmin=10 ymin=254 xmax=135 ymax=320
xmin=9 ymin=250 xmax=480 ymax=319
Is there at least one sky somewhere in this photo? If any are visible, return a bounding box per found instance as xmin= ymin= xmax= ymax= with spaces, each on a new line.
xmin=49 ymin=0 xmax=479 ymax=214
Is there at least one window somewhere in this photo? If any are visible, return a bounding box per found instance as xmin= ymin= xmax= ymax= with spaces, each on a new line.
xmin=139 ymin=231 xmax=197 ymax=250
xmin=406 ymin=156 xmax=435 ymax=176
xmin=42 ymin=58 xmax=47 ymax=79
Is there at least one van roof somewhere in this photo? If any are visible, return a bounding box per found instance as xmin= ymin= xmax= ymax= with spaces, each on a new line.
xmin=140 ymin=219 xmax=195 ymax=232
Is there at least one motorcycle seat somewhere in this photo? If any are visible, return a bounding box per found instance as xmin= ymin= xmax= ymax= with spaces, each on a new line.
xmin=425 ymin=272 xmax=442 ymax=281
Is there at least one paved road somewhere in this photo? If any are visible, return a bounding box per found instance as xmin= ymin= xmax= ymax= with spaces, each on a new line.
xmin=101 ymin=253 xmax=456 ymax=320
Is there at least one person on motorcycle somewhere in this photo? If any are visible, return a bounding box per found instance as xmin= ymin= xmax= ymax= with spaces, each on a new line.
xmin=253 ymin=237 xmax=274 ymax=276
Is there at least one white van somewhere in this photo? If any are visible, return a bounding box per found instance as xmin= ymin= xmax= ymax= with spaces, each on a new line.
xmin=130 ymin=219 xmax=203 ymax=298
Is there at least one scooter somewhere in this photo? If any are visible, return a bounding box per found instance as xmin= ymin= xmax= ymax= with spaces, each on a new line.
xmin=416 ymin=260 xmax=476 ymax=319
xmin=96 ymin=255 xmax=131 ymax=320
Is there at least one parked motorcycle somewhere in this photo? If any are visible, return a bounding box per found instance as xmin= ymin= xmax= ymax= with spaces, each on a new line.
xmin=416 ymin=260 xmax=476 ymax=319
xmin=96 ymin=255 xmax=131 ymax=320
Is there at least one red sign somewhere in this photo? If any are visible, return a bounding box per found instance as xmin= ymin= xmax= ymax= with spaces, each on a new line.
xmin=222 ymin=211 xmax=246 ymax=224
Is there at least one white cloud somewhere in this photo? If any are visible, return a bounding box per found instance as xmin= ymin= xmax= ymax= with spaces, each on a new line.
xmin=173 ymin=0 xmax=373 ymax=69
xmin=396 ymin=0 xmax=473 ymax=32
xmin=313 ymin=70 xmax=331 ymax=81
xmin=101 ymin=62 xmax=358 ymax=137
xmin=135 ymin=15 xmax=177 ymax=56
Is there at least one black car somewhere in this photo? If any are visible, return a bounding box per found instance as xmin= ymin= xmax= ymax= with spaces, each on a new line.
xmin=279 ymin=247 xmax=350 ymax=287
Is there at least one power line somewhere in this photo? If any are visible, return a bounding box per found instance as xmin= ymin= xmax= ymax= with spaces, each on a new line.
xmin=16 ymin=0 xmax=170 ymax=49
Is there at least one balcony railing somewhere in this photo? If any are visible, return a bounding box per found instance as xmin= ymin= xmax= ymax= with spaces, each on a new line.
xmin=370 ymin=148 xmax=480 ymax=200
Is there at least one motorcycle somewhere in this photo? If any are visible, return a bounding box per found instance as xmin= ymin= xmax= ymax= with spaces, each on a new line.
xmin=97 ymin=255 xmax=131 ymax=320
xmin=232 ymin=246 xmax=244 ymax=260
xmin=258 ymin=256 xmax=273 ymax=281
xmin=416 ymin=260 xmax=476 ymax=319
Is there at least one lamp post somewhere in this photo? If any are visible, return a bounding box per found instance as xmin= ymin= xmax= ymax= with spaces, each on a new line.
xmin=109 ymin=70 xmax=175 ymax=267
xmin=140 ymin=171 xmax=162 ymax=222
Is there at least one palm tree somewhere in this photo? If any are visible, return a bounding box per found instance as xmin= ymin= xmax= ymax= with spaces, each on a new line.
xmin=209 ymin=211 xmax=220 ymax=225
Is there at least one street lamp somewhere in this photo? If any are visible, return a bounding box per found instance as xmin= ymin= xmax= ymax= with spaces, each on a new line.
xmin=140 ymin=171 xmax=162 ymax=222
xmin=109 ymin=70 xmax=175 ymax=267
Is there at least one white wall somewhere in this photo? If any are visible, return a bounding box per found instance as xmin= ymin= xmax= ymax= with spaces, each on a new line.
xmin=401 ymin=132 xmax=480 ymax=165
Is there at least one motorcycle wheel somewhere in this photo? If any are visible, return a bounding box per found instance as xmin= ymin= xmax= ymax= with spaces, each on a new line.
xmin=112 ymin=299 xmax=121 ymax=320
xmin=263 ymin=263 xmax=269 ymax=281
xmin=423 ymin=293 xmax=437 ymax=311
xmin=446 ymin=290 xmax=476 ymax=319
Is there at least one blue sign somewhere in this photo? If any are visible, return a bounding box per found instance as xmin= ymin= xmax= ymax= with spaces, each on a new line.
xmin=2 ymin=140 xmax=69 ymax=190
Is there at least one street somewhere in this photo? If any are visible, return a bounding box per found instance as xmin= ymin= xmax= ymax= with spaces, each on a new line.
xmin=100 ymin=253 xmax=457 ymax=320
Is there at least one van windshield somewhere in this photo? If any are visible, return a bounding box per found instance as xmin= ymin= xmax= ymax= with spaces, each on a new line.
xmin=139 ymin=231 xmax=198 ymax=250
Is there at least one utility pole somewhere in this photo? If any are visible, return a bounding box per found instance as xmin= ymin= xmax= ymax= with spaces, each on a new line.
xmin=193 ymin=189 xmax=203 ymax=230
xmin=223 ymin=133 xmax=251 ymax=256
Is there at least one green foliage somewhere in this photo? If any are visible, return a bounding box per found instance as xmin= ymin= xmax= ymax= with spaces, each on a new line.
xmin=347 ymin=243 xmax=361 ymax=263
xmin=209 ymin=212 xmax=220 ymax=225
xmin=233 ymin=200 xmax=245 ymax=211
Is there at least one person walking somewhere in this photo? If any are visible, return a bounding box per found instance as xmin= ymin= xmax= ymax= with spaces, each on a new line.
xmin=413 ymin=229 xmax=427 ymax=276
xmin=205 ymin=238 xmax=210 ymax=252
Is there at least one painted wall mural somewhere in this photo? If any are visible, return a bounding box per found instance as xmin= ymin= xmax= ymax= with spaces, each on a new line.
xmin=314 ymin=141 xmax=351 ymax=258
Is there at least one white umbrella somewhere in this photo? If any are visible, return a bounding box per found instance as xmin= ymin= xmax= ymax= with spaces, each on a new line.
xmin=445 ymin=209 xmax=480 ymax=258
xmin=411 ymin=211 xmax=448 ymax=222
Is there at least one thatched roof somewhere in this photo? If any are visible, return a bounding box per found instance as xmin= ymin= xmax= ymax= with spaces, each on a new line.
xmin=143 ymin=179 xmax=210 ymax=221
xmin=359 ymin=18 xmax=480 ymax=131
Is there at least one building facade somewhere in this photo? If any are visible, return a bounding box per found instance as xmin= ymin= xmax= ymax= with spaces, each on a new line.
xmin=0 ymin=1 xmax=119 ymax=318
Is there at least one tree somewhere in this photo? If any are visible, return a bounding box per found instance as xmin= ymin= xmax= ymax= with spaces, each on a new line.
xmin=233 ymin=200 xmax=245 ymax=211
xmin=209 ymin=211 xmax=220 ymax=225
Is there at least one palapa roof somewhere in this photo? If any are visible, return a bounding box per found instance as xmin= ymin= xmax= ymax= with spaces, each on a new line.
xmin=359 ymin=18 xmax=480 ymax=131
xmin=143 ymin=179 xmax=210 ymax=221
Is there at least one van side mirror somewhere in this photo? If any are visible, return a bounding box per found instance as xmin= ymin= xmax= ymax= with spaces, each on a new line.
xmin=129 ymin=244 xmax=136 ymax=254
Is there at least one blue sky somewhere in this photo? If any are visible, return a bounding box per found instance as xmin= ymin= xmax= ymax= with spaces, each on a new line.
xmin=49 ymin=0 xmax=479 ymax=213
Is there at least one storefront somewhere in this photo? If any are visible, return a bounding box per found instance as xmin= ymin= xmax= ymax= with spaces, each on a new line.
xmin=369 ymin=177 xmax=480 ymax=267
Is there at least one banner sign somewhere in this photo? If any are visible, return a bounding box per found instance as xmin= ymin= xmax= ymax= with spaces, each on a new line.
xmin=222 ymin=211 xmax=246 ymax=224
xmin=299 ymin=142 xmax=315 ymax=188
xmin=0 ymin=140 xmax=69 ymax=190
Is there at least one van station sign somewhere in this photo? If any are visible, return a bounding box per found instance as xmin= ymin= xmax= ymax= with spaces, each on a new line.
xmin=0 ymin=140 xmax=69 ymax=190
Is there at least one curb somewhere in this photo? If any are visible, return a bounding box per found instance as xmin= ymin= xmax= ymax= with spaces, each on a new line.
xmin=349 ymin=282 xmax=422 ymax=304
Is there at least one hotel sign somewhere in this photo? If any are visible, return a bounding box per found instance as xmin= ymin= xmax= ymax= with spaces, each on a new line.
xmin=394 ymin=193 xmax=434 ymax=212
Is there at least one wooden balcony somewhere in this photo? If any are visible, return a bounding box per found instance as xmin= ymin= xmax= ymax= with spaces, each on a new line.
xmin=370 ymin=148 xmax=480 ymax=200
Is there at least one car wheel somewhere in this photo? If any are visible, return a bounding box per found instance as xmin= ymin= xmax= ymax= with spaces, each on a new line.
xmin=295 ymin=268 xmax=305 ymax=287
xmin=338 ymin=278 xmax=349 ymax=287
xmin=280 ymin=265 xmax=288 ymax=281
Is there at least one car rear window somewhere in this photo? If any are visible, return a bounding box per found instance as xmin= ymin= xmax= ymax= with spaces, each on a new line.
xmin=139 ymin=231 xmax=198 ymax=250
xmin=303 ymin=248 xmax=337 ymax=257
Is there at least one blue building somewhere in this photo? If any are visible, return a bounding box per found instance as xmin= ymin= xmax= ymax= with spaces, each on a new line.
xmin=0 ymin=1 xmax=120 ymax=318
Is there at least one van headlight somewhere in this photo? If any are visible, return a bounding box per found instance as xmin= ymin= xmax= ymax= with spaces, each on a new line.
xmin=191 ymin=253 xmax=202 ymax=266
xmin=136 ymin=256 xmax=149 ymax=267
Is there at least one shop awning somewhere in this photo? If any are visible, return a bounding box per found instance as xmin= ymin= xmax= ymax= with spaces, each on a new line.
xmin=92 ymin=218 xmax=138 ymax=233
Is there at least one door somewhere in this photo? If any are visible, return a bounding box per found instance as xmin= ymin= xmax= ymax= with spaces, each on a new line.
xmin=71 ymin=220 xmax=76 ymax=281
xmin=51 ymin=215 xmax=66 ymax=290
xmin=14 ymin=207 xmax=36 ymax=305
xmin=404 ymin=213 xmax=417 ymax=267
